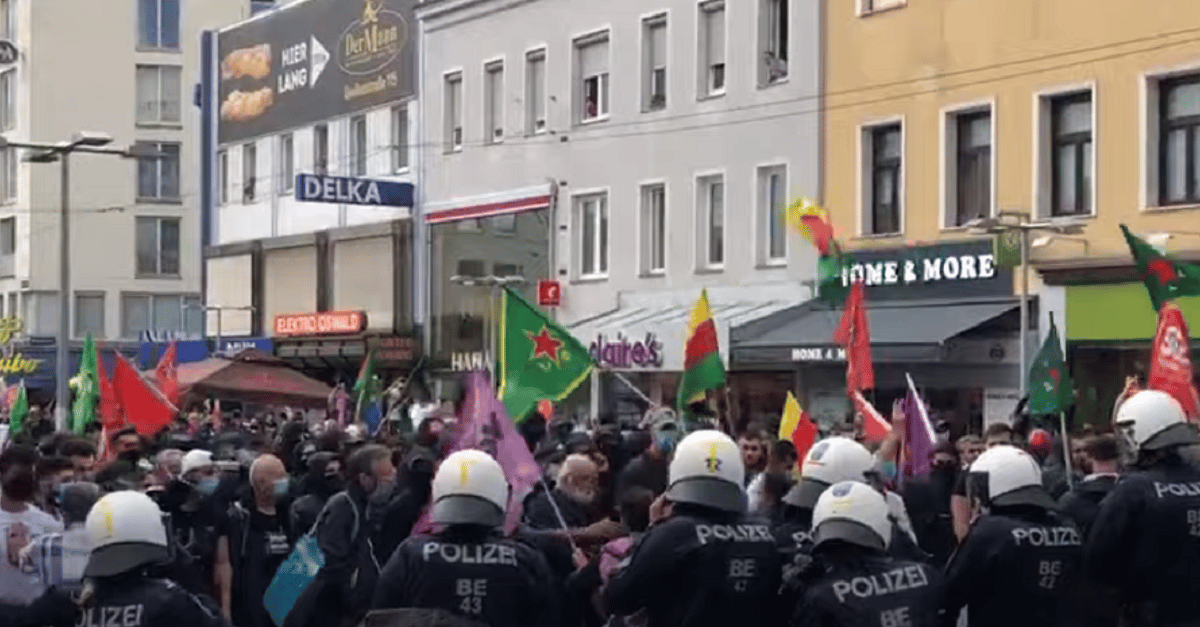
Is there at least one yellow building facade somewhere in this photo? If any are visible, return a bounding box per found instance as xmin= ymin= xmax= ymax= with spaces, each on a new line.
xmin=821 ymin=0 xmax=1200 ymax=426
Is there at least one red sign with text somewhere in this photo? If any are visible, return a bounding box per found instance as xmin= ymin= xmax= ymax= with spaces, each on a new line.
xmin=537 ymin=280 xmax=562 ymax=307
xmin=274 ymin=310 xmax=367 ymax=337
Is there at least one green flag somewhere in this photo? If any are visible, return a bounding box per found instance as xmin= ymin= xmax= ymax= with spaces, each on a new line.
xmin=1027 ymin=313 xmax=1074 ymax=415
xmin=994 ymin=231 xmax=1022 ymax=268
xmin=353 ymin=349 xmax=383 ymax=430
xmin=497 ymin=287 xmax=593 ymax=423
xmin=817 ymin=252 xmax=850 ymax=304
xmin=71 ymin=333 xmax=100 ymax=434
xmin=1121 ymin=224 xmax=1200 ymax=311
xmin=9 ymin=381 xmax=27 ymax=435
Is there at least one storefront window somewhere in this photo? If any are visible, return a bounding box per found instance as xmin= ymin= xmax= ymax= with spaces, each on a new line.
xmin=1069 ymin=345 xmax=1200 ymax=428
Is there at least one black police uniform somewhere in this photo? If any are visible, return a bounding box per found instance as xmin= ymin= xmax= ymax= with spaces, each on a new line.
xmin=1087 ymin=460 xmax=1200 ymax=626
xmin=943 ymin=507 xmax=1082 ymax=627
xmin=372 ymin=526 xmax=556 ymax=627
xmin=791 ymin=554 xmax=942 ymax=627
xmin=604 ymin=504 xmax=783 ymax=627
xmin=46 ymin=576 xmax=228 ymax=627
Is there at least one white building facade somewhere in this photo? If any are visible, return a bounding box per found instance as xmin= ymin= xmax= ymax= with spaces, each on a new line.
xmin=418 ymin=0 xmax=821 ymax=410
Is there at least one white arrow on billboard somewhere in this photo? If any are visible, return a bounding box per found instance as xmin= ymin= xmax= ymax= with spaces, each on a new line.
xmin=310 ymin=36 xmax=329 ymax=86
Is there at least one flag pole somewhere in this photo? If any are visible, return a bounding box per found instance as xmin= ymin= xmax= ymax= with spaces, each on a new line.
xmin=1059 ymin=411 xmax=1074 ymax=490
xmin=606 ymin=368 xmax=654 ymax=405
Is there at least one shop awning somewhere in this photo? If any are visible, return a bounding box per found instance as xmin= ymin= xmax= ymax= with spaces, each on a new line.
xmin=731 ymin=298 xmax=1020 ymax=365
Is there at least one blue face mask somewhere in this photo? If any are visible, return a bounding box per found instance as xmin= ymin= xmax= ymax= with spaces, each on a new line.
xmin=272 ymin=478 xmax=290 ymax=501
xmin=195 ymin=476 xmax=220 ymax=496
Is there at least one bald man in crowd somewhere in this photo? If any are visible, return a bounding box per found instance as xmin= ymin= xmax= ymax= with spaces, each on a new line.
xmin=214 ymin=454 xmax=295 ymax=627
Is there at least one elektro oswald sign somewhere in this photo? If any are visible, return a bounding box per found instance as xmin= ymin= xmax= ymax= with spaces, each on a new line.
xmin=274 ymin=311 xmax=368 ymax=337
xmin=589 ymin=333 xmax=664 ymax=369
xmin=216 ymin=0 xmax=417 ymax=143
xmin=842 ymin=240 xmax=1014 ymax=301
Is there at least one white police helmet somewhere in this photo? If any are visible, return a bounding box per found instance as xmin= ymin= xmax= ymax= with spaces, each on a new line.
xmin=967 ymin=445 xmax=1055 ymax=509
xmin=665 ymin=430 xmax=746 ymax=513
xmin=782 ymin=437 xmax=874 ymax=509
xmin=1115 ymin=390 xmax=1200 ymax=452
xmin=430 ymin=449 xmax=509 ymax=528
xmin=811 ymin=480 xmax=891 ymax=552
xmin=83 ymin=491 xmax=170 ymax=578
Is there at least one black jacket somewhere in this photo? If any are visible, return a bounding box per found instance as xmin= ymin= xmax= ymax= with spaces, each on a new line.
xmin=20 ymin=576 xmax=228 ymax=627
xmin=523 ymin=489 xmax=591 ymax=530
xmin=1087 ymin=461 xmax=1200 ymax=626
xmin=605 ymin=505 xmax=783 ymax=627
xmin=371 ymin=527 xmax=556 ymax=627
xmin=283 ymin=488 xmax=378 ymax=627
xmin=791 ymin=551 xmax=942 ymax=627
xmin=943 ymin=507 xmax=1082 ymax=627
xmin=901 ymin=469 xmax=959 ymax=567
xmin=1058 ymin=474 xmax=1118 ymax=537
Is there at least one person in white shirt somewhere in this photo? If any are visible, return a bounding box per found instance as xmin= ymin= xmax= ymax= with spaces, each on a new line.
xmin=0 ymin=444 xmax=64 ymax=609
xmin=15 ymin=481 xmax=100 ymax=594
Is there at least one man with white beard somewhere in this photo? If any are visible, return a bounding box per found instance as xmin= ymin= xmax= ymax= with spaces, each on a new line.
xmin=524 ymin=454 xmax=601 ymax=530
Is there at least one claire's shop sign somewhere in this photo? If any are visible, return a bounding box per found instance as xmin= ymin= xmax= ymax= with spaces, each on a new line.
xmin=844 ymin=240 xmax=1013 ymax=300
xmin=589 ymin=333 xmax=663 ymax=369
xmin=274 ymin=310 xmax=367 ymax=337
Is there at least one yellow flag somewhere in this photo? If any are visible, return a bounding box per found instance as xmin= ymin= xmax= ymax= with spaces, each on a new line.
xmin=778 ymin=391 xmax=802 ymax=440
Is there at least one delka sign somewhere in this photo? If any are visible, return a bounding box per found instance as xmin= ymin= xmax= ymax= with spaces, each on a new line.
xmin=537 ymin=280 xmax=561 ymax=308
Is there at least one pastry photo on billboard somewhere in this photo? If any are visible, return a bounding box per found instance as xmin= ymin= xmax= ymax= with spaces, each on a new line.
xmin=221 ymin=87 xmax=274 ymax=122
xmin=221 ymin=43 xmax=272 ymax=80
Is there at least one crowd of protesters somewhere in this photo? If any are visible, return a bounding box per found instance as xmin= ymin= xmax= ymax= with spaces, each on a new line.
xmin=0 ymin=375 xmax=1198 ymax=627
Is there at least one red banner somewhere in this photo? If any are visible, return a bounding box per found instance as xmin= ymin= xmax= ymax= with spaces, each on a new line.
xmin=1148 ymin=304 xmax=1200 ymax=420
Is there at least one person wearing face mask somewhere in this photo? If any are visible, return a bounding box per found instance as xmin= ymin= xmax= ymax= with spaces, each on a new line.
xmin=900 ymin=441 xmax=960 ymax=567
xmin=109 ymin=426 xmax=145 ymax=465
xmin=164 ymin=450 xmax=224 ymax=598
xmin=290 ymin=452 xmax=344 ymax=535
xmin=617 ymin=411 xmax=679 ymax=497
xmin=283 ymin=444 xmax=388 ymax=627
xmin=370 ymin=454 xmax=433 ymax=566
xmin=214 ymin=454 xmax=294 ymax=627
xmin=0 ymin=445 xmax=64 ymax=612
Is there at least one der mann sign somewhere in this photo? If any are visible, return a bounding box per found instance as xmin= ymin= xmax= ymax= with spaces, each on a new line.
xmin=842 ymin=240 xmax=1013 ymax=300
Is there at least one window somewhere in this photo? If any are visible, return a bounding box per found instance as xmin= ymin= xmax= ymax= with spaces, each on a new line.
xmin=24 ymin=292 xmax=59 ymax=337
xmin=0 ymin=0 xmax=13 ymax=40
xmin=135 ymin=141 xmax=181 ymax=201
xmin=75 ymin=293 xmax=105 ymax=339
xmin=1049 ymin=92 xmax=1092 ymax=216
xmin=0 ymin=217 xmax=13 ymax=277
xmin=576 ymin=194 xmax=609 ymax=278
xmin=526 ymin=50 xmax=547 ymax=134
xmin=640 ymin=184 xmax=666 ymax=274
xmin=759 ymin=0 xmax=788 ymax=85
xmin=6 ymin=293 xmax=15 ymax=318
xmin=444 ymin=72 xmax=463 ymax=151
xmin=864 ymin=124 xmax=902 ymax=234
xmin=699 ymin=2 xmax=726 ymax=97
xmin=456 ymin=218 xmax=483 ymax=231
xmin=494 ymin=263 xmax=523 ymax=278
xmin=250 ymin=0 xmax=275 ymax=15
xmin=0 ymin=148 xmax=15 ymax=202
xmin=643 ymin=15 xmax=667 ymax=111
xmin=121 ymin=293 xmax=201 ymax=339
xmin=278 ymin=133 xmax=294 ymax=193
xmin=485 ymin=62 xmax=504 ymax=143
xmin=0 ymin=70 xmax=13 ymax=131
xmin=242 ymin=142 xmax=257 ymax=202
xmin=947 ymin=108 xmax=992 ymax=226
xmin=138 ymin=0 xmax=180 ymax=50
xmin=135 ymin=65 xmax=181 ymax=125
xmin=391 ymin=105 xmax=409 ymax=171
xmin=313 ymin=124 xmax=329 ymax=175
xmin=349 ymin=115 xmax=367 ymax=175
xmin=1159 ymin=76 xmax=1200 ymax=205
xmin=698 ymin=176 xmax=725 ymax=267
xmin=758 ymin=165 xmax=788 ymax=261
xmin=491 ymin=213 xmax=517 ymax=234
xmin=136 ymin=216 xmax=181 ymax=276
xmin=456 ymin=259 xmax=486 ymax=277
xmin=217 ymin=149 xmax=228 ymax=205
xmin=576 ymin=33 xmax=610 ymax=123
xmin=860 ymin=0 xmax=906 ymax=14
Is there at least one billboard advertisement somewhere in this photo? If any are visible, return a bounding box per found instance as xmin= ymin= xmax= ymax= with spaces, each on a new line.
xmin=216 ymin=0 xmax=417 ymax=144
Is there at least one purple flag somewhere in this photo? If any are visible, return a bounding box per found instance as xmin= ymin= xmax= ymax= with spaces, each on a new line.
xmin=902 ymin=373 xmax=937 ymax=479
xmin=413 ymin=370 xmax=541 ymax=534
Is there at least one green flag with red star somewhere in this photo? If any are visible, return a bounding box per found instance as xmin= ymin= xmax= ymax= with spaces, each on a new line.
xmin=1027 ymin=312 xmax=1074 ymax=415
xmin=497 ymin=287 xmax=594 ymax=423
xmin=1121 ymin=224 xmax=1200 ymax=312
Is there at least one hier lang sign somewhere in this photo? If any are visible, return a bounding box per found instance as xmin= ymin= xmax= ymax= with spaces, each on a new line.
xmin=589 ymin=333 xmax=664 ymax=369
xmin=274 ymin=310 xmax=368 ymax=337
xmin=842 ymin=240 xmax=1014 ymax=301
xmin=295 ymin=173 xmax=414 ymax=207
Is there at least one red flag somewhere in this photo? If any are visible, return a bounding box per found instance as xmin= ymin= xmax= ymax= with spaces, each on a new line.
xmin=154 ymin=341 xmax=180 ymax=407
xmin=790 ymin=412 xmax=819 ymax=463
xmin=851 ymin=390 xmax=892 ymax=442
xmin=833 ymin=281 xmax=875 ymax=392
xmin=1148 ymin=304 xmax=1200 ymax=420
xmin=113 ymin=353 xmax=177 ymax=437
xmin=94 ymin=352 xmax=121 ymax=463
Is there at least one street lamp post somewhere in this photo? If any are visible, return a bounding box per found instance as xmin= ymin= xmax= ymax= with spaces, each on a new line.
xmin=0 ymin=133 xmax=161 ymax=431
xmin=189 ymin=304 xmax=257 ymax=355
xmin=967 ymin=213 xmax=1086 ymax=397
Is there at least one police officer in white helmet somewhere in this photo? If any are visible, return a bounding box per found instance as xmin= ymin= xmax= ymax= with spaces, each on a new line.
xmin=604 ymin=430 xmax=783 ymax=627
xmin=1088 ymin=390 xmax=1200 ymax=626
xmin=789 ymin=481 xmax=942 ymax=627
xmin=371 ymin=449 xmax=556 ymax=627
xmin=52 ymin=491 xmax=229 ymax=627
xmin=775 ymin=437 xmax=924 ymax=569
xmin=942 ymin=445 xmax=1081 ymax=627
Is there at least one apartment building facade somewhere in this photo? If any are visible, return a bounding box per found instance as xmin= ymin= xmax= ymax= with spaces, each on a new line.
xmin=418 ymin=0 xmax=821 ymax=418
xmin=201 ymin=0 xmax=420 ymax=384
xmin=753 ymin=0 xmax=1200 ymax=428
xmin=0 ymin=0 xmax=257 ymax=394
